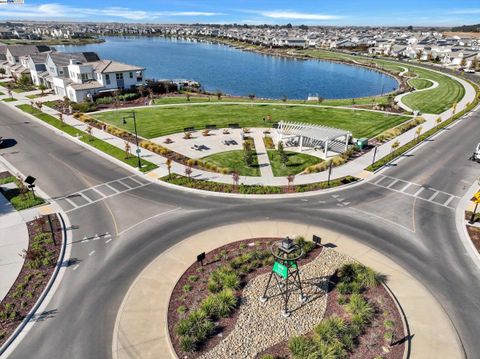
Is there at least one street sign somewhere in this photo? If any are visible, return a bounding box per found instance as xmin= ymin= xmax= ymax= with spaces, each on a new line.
xmin=136 ymin=148 xmax=141 ymax=154
xmin=472 ymin=192 xmax=480 ymax=204
xmin=273 ymin=261 xmax=288 ymax=279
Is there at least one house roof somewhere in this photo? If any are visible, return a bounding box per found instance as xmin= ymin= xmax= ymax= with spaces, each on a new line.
xmin=6 ymin=45 xmax=51 ymax=57
xmin=29 ymin=52 xmax=49 ymax=64
xmin=88 ymin=60 xmax=144 ymax=73
xmin=48 ymin=51 xmax=100 ymax=67
xmin=68 ymin=80 xmax=103 ymax=91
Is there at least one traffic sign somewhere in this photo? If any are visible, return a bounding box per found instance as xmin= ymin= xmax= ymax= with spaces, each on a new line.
xmin=472 ymin=192 xmax=480 ymax=204
xmin=136 ymin=148 xmax=141 ymax=154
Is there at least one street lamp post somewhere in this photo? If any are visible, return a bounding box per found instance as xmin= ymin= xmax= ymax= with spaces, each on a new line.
xmin=122 ymin=111 xmax=142 ymax=169
xmin=372 ymin=145 xmax=378 ymax=166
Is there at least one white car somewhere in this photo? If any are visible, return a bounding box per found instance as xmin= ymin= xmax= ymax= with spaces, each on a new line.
xmin=463 ymin=68 xmax=475 ymax=73
xmin=474 ymin=143 xmax=480 ymax=162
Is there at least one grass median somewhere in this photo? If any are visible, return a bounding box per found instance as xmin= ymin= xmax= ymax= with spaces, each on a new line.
xmin=16 ymin=105 xmax=158 ymax=172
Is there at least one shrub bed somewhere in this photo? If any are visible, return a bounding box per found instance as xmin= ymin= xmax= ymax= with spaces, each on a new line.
xmin=375 ymin=116 xmax=426 ymax=143
xmin=0 ymin=172 xmax=45 ymax=210
xmin=169 ymin=237 xmax=320 ymax=358
xmin=161 ymin=174 xmax=358 ymax=194
xmin=0 ymin=214 xmax=62 ymax=347
xmin=258 ymin=263 xmax=405 ymax=359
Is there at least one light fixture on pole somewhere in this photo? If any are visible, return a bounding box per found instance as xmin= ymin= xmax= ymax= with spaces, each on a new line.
xmin=122 ymin=111 xmax=142 ymax=169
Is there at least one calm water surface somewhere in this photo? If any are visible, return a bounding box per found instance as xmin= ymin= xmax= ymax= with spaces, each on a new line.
xmin=57 ymin=37 xmax=398 ymax=100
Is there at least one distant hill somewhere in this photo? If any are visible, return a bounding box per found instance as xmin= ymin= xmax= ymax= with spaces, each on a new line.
xmin=451 ymin=24 xmax=480 ymax=32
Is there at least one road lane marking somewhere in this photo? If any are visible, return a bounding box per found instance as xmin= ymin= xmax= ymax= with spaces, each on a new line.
xmin=444 ymin=196 xmax=455 ymax=207
xmin=105 ymin=238 xmax=113 ymax=244
xmin=117 ymin=208 xmax=182 ymax=236
xmin=428 ymin=191 xmax=439 ymax=201
xmin=72 ymin=265 xmax=80 ymax=271
xmin=387 ymin=179 xmax=399 ymax=188
xmin=88 ymin=250 xmax=95 ymax=256
xmin=400 ymin=182 xmax=412 ymax=192
xmin=413 ymin=187 xmax=424 ymax=197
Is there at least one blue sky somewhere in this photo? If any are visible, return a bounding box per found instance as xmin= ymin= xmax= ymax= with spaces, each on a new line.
xmin=0 ymin=0 xmax=479 ymax=26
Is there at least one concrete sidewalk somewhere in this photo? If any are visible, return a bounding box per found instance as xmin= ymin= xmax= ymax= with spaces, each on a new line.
xmin=112 ymin=221 xmax=463 ymax=359
xmin=0 ymin=192 xmax=28 ymax=302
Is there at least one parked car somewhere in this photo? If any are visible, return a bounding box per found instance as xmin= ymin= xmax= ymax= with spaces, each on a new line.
xmin=473 ymin=143 xmax=480 ymax=162
xmin=0 ymin=137 xmax=3 ymax=147
xmin=463 ymin=68 xmax=475 ymax=73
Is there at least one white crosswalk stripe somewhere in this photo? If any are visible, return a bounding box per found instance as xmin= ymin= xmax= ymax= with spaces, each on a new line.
xmin=56 ymin=175 xmax=151 ymax=213
xmin=368 ymin=174 xmax=460 ymax=209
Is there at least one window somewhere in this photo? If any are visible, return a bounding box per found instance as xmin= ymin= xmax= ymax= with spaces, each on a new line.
xmin=129 ymin=72 xmax=133 ymax=78
xmin=106 ymin=74 xmax=110 ymax=85
xmin=116 ymin=73 xmax=124 ymax=80
xmin=81 ymin=73 xmax=89 ymax=81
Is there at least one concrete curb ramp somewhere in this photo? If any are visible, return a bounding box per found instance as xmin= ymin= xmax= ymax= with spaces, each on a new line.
xmin=112 ymin=221 xmax=463 ymax=359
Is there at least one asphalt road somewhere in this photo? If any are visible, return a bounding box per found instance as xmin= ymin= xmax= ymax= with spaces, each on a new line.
xmin=1 ymin=101 xmax=480 ymax=358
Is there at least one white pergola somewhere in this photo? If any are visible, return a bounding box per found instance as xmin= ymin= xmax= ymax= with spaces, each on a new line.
xmin=275 ymin=121 xmax=351 ymax=159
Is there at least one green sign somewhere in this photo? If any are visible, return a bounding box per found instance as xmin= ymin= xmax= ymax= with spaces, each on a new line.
xmin=273 ymin=261 xmax=288 ymax=279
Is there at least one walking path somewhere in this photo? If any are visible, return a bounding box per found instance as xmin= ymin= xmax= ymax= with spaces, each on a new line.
xmin=0 ymin=68 xmax=476 ymax=188
xmin=251 ymin=131 xmax=274 ymax=178
xmin=112 ymin=221 xmax=464 ymax=359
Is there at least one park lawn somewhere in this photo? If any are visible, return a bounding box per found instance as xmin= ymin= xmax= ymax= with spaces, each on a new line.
xmin=268 ymin=151 xmax=322 ymax=177
xmin=2 ymin=97 xmax=16 ymax=102
xmin=202 ymin=150 xmax=261 ymax=176
xmin=408 ymin=78 xmax=433 ymax=90
xmin=16 ymin=105 xmax=157 ymax=172
xmin=94 ymin=104 xmax=409 ymax=140
xmin=301 ymin=50 xmax=466 ymax=114
xmin=154 ymin=95 xmax=390 ymax=107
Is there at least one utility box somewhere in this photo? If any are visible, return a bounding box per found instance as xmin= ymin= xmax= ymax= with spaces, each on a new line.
xmin=356 ymin=138 xmax=368 ymax=150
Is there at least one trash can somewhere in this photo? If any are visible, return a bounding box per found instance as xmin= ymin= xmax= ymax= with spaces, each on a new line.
xmin=356 ymin=138 xmax=368 ymax=150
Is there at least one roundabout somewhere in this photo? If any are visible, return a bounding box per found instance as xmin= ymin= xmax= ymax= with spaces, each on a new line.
xmin=112 ymin=222 xmax=463 ymax=359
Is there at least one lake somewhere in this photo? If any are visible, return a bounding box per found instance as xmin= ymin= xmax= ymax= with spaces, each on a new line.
xmin=56 ymin=37 xmax=398 ymax=100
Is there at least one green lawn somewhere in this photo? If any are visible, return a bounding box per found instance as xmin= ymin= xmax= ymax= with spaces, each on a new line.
xmin=299 ymin=50 xmax=466 ymax=114
xmin=16 ymin=105 xmax=157 ymax=172
xmin=2 ymin=97 xmax=16 ymax=102
xmin=94 ymin=104 xmax=409 ymax=139
xmin=26 ymin=94 xmax=42 ymax=99
xmin=268 ymin=151 xmax=322 ymax=176
xmin=408 ymin=78 xmax=433 ymax=90
xmin=202 ymin=150 xmax=260 ymax=176
xmin=0 ymin=176 xmax=45 ymax=210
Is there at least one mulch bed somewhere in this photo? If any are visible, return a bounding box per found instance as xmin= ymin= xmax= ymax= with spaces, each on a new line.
xmin=0 ymin=214 xmax=62 ymax=346
xmin=168 ymin=237 xmax=323 ymax=359
xmin=466 ymin=225 xmax=480 ymax=253
xmin=257 ymin=273 xmax=406 ymax=359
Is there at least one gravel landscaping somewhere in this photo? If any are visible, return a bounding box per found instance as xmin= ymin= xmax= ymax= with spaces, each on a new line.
xmin=168 ymin=238 xmax=406 ymax=359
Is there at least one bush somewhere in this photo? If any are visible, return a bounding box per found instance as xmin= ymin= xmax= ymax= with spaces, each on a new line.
xmin=188 ymin=275 xmax=199 ymax=282
xmin=183 ymin=284 xmax=192 ymax=293
xmin=208 ymin=266 xmax=240 ymax=293
xmin=200 ymin=289 xmax=237 ymax=320
xmin=288 ymin=336 xmax=317 ymax=358
xmin=176 ymin=309 xmax=215 ymax=352
xmin=345 ymin=294 xmax=374 ymax=324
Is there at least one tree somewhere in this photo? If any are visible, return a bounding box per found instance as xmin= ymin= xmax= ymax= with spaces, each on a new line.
xmin=124 ymin=141 xmax=131 ymax=159
xmin=38 ymin=84 xmax=46 ymax=95
xmin=391 ymin=140 xmax=400 ymax=154
xmin=216 ymin=91 xmax=222 ymax=101
xmin=472 ymin=57 xmax=479 ymax=70
xmin=460 ymin=57 xmax=467 ymax=68
xmin=86 ymin=125 xmax=93 ymax=141
xmin=281 ymin=95 xmax=288 ymax=103
xmin=186 ymin=93 xmax=191 ymax=102
xmin=278 ymin=141 xmax=288 ymax=166
xmin=317 ymin=96 xmax=324 ymax=104
xmin=17 ymin=74 xmax=31 ymax=89
xmin=415 ymin=126 xmax=423 ymax=141
xmin=59 ymin=113 xmax=64 ymax=126
xmin=232 ymin=171 xmax=240 ymax=190
xmin=166 ymin=158 xmax=172 ymax=179
xmin=436 ymin=117 xmax=442 ymax=126
xmin=185 ymin=166 xmax=192 ymax=180
xmin=248 ymin=93 xmax=256 ymax=101
xmin=452 ymin=101 xmax=457 ymax=114
xmin=243 ymin=141 xmax=254 ymax=167
xmin=287 ymin=174 xmax=295 ymax=191
xmin=0 ymin=68 xmax=5 ymax=75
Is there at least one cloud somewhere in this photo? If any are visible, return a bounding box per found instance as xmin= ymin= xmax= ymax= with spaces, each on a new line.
xmin=0 ymin=3 xmax=224 ymax=21
xmin=257 ymin=10 xmax=342 ymax=21
xmin=450 ymin=8 xmax=480 ymax=15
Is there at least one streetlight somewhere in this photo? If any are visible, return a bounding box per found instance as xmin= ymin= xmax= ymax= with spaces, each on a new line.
xmin=122 ymin=111 xmax=142 ymax=169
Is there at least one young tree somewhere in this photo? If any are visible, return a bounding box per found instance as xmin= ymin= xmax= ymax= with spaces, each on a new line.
xmin=124 ymin=141 xmax=131 ymax=159
xmin=248 ymin=93 xmax=256 ymax=101
xmin=216 ymin=92 xmax=222 ymax=101
xmin=185 ymin=166 xmax=192 ymax=180
xmin=278 ymin=141 xmax=288 ymax=166
xmin=232 ymin=171 xmax=240 ymax=190
xmin=86 ymin=125 xmax=93 ymax=141
xmin=287 ymin=174 xmax=295 ymax=191
xmin=38 ymin=84 xmax=47 ymax=95
xmin=391 ymin=140 xmax=400 ymax=154
xmin=59 ymin=113 xmax=64 ymax=126
xmin=166 ymin=158 xmax=172 ymax=179
xmin=415 ymin=125 xmax=423 ymax=141
xmin=317 ymin=96 xmax=324 ymax=104
xmin=435 ymin=117 xmax=442 ymax=126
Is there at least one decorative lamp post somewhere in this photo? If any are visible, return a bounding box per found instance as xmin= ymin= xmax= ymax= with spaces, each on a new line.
xmin=122 ymin=111 xmax=142 ymax=169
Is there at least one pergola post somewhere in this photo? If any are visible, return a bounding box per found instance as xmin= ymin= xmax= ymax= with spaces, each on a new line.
xmin=345 ymin=133 xmax=350 ymax=152
xmin=299 ymin=136 xmax=304 ymax=152
xmin=324 ymin=140 xmax=329 ymax=159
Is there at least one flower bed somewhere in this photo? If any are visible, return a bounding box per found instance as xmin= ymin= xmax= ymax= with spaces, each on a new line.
xmin=168 ymin=237 xmax=321 ymax=358
xmin=0 ymin=214 xmax=63 ymax=346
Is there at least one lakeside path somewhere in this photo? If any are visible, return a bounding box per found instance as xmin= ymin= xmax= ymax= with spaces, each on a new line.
xmin=0 ymin=64 xmax=476 ymax=188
